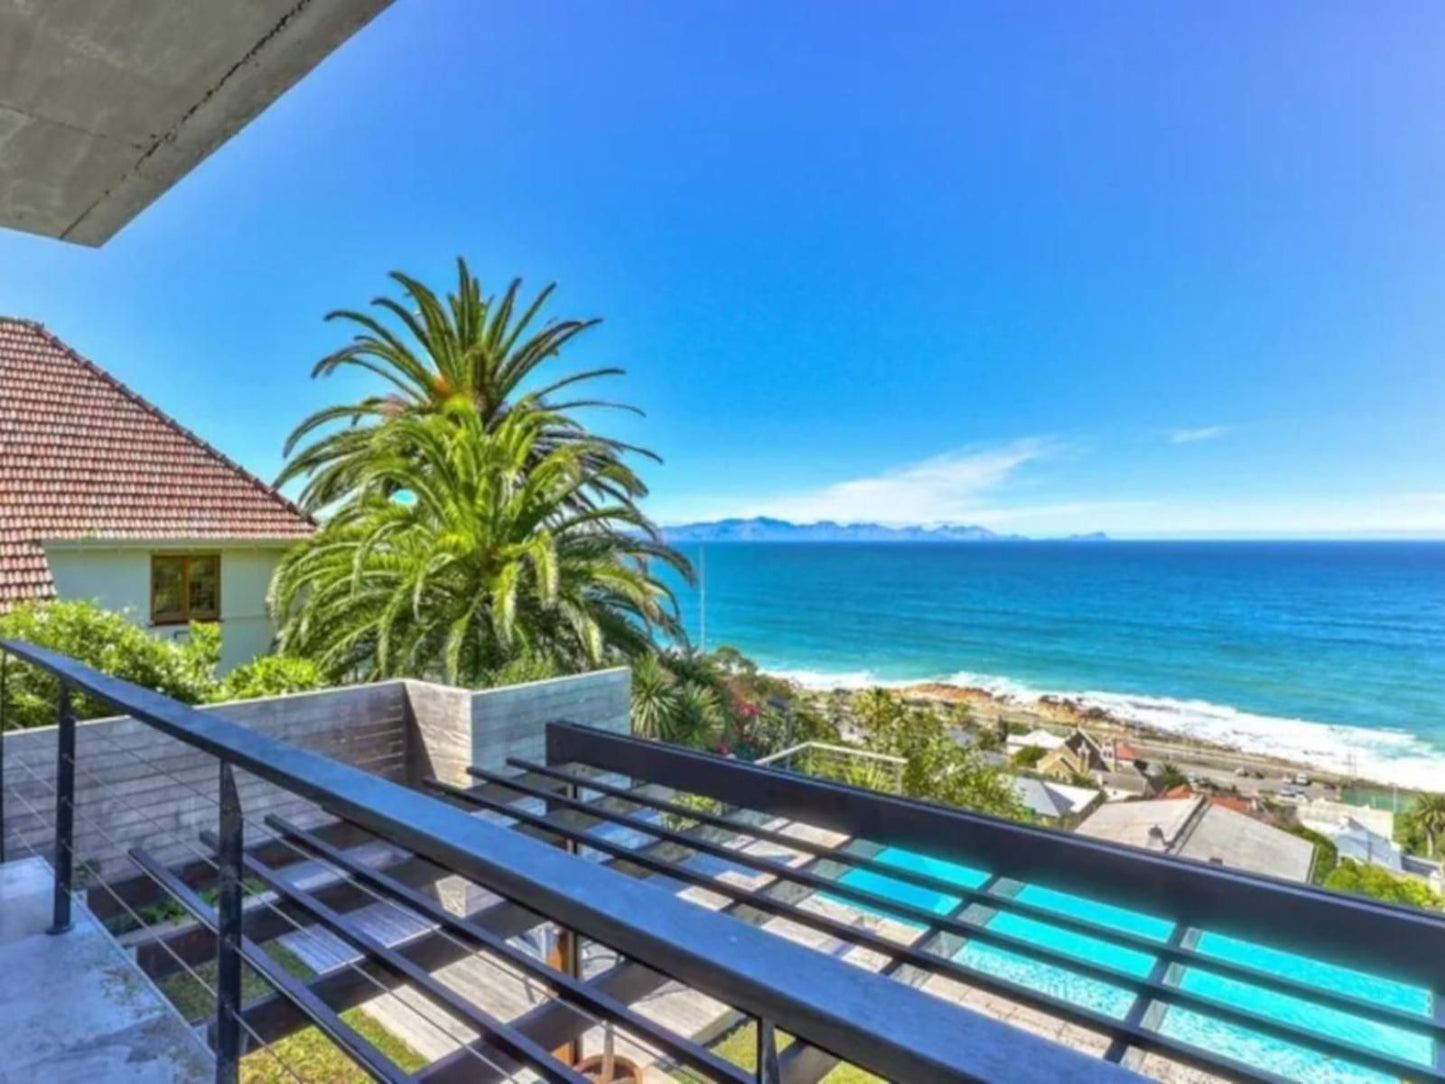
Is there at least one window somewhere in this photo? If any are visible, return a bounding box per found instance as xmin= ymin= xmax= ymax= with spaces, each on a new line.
xmin=150 ymin=554 xmax=220 ymax=625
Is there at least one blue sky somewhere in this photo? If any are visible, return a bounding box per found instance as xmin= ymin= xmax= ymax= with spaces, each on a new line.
xmin=3 ymin=1 xmax=1443 ymax=538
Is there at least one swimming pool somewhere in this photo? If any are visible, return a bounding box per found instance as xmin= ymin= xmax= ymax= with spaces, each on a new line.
xmin=835 ymin=846 xmax=1437 ymax=1083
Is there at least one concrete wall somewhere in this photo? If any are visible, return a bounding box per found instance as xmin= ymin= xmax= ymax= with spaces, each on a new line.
xmin=404 ymin=668 xmax=632 ymax=787
xmin=43 ymin=542 xmax=290 ymax=671
xmin=0 ymin=666 xmax=632 ymax=879
xmin=1 ymin=682 xmax=408 ymax=877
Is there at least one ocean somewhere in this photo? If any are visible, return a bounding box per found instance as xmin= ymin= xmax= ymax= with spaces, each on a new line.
xmin=665 ymin=541 xmax=1445 ymax=789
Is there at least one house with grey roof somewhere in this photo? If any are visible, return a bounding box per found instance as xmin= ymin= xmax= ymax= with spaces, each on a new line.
xmin=1076 ymin=796 xmax=1315 ymax=883
xmin=1012 ymin=776 xmax=1102 ymax=827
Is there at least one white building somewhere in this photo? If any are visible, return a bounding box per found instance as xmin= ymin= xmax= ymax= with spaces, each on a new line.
xmin=1005 ymin=727 xmax=1066 ymax=758
xmin=0 ymin=319 xmax=314 ymax=669
xmin=1295 ymin=798 xmax=1420 ymax=877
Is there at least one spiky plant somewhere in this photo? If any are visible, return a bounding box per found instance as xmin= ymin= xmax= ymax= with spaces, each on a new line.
xmin=271 ymin=405 xmax=689 ymax=685
xmin=630 ymin=652 xmax=725 ymax=746
xmin=1410 ymin=793 xmax=1445 ymax=858
xmin=277 ymin=259 xmax=652 ymax=513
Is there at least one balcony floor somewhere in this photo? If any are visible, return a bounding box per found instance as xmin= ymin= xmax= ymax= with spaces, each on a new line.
xmin=0 ymin=856 xmax=212 ymax=1083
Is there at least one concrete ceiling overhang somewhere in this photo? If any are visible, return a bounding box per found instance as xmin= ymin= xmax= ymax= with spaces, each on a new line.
xmin=0 ymin=0 xmax=391 ymax=246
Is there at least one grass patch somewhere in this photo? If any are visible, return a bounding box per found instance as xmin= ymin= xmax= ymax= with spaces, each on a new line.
xmin=155 ymin=938 xmax=426 ymax=1081
xmin=669 ymin=1022 xmax=880 ymax=1083
xmin=241 ymin=1007 xmax=428 ymax=1083
xmin=157 ymin=940 xmax=315 ymax=1021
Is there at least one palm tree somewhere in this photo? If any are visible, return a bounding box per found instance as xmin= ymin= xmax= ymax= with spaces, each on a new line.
xmin=1409 ymin=793 xmax=1445 ymax=858
xmin=271 ymin=405 xmax=690 ymax=684
xmin=630 ymin=652 xmax=725 ymax=747
xmin=278 ymin=259 xmax=651 ymax=512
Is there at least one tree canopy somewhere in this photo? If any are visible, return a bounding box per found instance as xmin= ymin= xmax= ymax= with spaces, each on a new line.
xmin=271 ymin=262 xmax=693 ymax=685
xmin=278 ymin=260 xmax=651 ymax=515
xmin=272 ymin=406 xmax=687 ymax=684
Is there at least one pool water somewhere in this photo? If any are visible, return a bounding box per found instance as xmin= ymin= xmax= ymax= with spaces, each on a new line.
xmin=833 ymin=846 xmax=1437 ymax=1082
xmin=828 ymin=847 xmax=987 ymax=923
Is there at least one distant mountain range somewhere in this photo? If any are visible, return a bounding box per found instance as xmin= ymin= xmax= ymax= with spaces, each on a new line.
xmin=660 ymin=517 xmax=1108 ymax=543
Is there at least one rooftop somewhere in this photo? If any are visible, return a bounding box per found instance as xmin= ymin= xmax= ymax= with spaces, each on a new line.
xmin=0 ymin=318 xmax=313 ymax=606
xmin=1076 ymin=797 xmax=1316 ymax=883
xmin=1012 ymin=777 xmax=1100 ymax=821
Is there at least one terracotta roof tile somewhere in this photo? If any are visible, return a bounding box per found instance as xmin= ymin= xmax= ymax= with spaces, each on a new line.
xmin=0 ymin=318 xmax=313 ymax=607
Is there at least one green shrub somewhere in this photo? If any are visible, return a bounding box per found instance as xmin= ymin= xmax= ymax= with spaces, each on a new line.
xmin=0 ymin=600 xmax=334 ymax=729
xmin=1154 ymin=762 xmax=1189 ymax=791
xmin=1290 ymin=825 xmax=1338 ymax=884
xmin=0 ymin=600 xmax=220 ymax=728
xmin=1324 ymin=858 xmax=1443 ymax=909
xmin=1011 ymin=744 xmax=1047 ymax=769
xmin=215 ymin=655 xmax=325 ymax=703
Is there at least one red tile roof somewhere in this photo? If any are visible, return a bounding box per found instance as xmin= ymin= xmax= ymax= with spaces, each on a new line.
xmin=1209 ymin=795 xmax=1253 ymax=815
xmin=1113 ymin=740 xmax=1142 ymax=762
xmin=0 ymin=318 xmax=313 ymax=607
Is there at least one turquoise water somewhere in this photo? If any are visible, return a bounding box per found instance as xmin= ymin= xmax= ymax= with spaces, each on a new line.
xmin=833 ymin=846 xmax=1437 ymax=1081
xmin=835 ymin=846 xmax=989 ymax=922
xmin=669 ymin=542 xmax=1445 ymax=786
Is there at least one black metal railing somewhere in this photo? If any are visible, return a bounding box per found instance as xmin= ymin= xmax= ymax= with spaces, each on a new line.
xmin=0 ymin=638 xmax=1132 ymax=1084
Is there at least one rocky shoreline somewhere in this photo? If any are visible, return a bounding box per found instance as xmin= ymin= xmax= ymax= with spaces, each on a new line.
xmin=779 ymin=668 xmax=1438 ymax=794
xmin=894 ymin=681 xmax=1361 ymax=782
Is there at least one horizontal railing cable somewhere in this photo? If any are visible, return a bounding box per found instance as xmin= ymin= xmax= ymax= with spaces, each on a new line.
xmin=264 ymin=812 xmax=750 ymax=1084
xmin=468 ymin=764 xmax=1445 ymax=1070
xmin=55 ymin=718 xmax=606 ymax=1082
xmin=7 ymin=739 xmax=527 ymax=1084
xmin=128 ymin=847 xmax=412 ymax=1084
xmin=0 ymin=642 xmax=1168 ymax=1084
xmin=1 ymin=755 xmax=307 ymax=1084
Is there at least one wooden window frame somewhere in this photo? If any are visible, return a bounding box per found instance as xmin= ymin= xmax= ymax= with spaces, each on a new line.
xmin=150 ymin=553 xmax=222 ymax=626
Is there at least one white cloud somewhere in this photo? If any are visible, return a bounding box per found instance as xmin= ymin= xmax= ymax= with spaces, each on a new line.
xmin=1169 ymin=425 xmax=1233 ymax=444
xmin=735 ymin=438 xmax=1055 ymax=525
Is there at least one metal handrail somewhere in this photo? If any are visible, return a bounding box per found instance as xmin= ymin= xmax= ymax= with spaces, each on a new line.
xmin=754 ymin=739 xmax=906 ymax=768
xmin=0 ymin=638 xmax=1128 ymax=1084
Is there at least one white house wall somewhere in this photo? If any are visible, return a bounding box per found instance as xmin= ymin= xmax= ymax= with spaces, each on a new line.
xmin=42 ymin=543 xmax=289 ymax=671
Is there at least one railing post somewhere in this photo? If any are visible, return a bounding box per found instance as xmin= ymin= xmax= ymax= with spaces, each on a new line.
xmin=46 ymin=681 xmax=75 ymax=935
xmin=214 ymin=761 xmax=243 ymax=1084
xmin=548 ymin=774 xmax=582 ymax=1069
xmin=757 ymin=1018 xmax=781 ymax=1083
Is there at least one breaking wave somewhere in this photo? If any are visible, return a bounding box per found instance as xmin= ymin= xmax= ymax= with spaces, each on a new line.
xmin=769 ymin=665 xmax=1445 ymax=790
